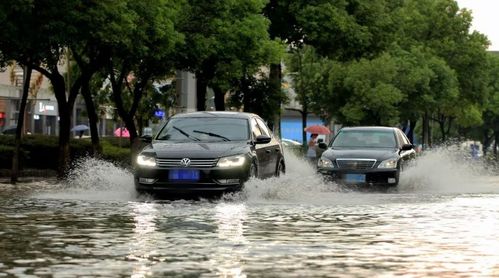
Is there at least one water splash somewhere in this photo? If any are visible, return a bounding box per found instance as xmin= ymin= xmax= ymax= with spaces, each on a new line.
xmin=35 ymin=157 xmax=140 ymax=201
xmin=399 ymin=147 xmax=499 ymax=193
xmin=31 ymin=145 xmax=499 ymax=203
xmin=229 ymin=150 xmax=341 ymax=204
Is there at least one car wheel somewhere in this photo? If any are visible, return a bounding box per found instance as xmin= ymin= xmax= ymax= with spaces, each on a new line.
xmin=249 ymin=162 xmax=258 ymax=178
xmin=275 ymin=160 xmax=285 ymax=177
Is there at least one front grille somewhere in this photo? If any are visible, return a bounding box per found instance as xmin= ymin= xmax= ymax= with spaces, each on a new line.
xmin=336 ymin=159 xmax=376 ymax=170
xmin=156 ymin=158 xmax=218 ymax=168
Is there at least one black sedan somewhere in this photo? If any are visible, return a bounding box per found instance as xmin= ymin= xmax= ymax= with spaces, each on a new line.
xmin=317 ymin=126 xmax=416 ymax=187
xmin=134 ymin=111 xmax=285 ymax=194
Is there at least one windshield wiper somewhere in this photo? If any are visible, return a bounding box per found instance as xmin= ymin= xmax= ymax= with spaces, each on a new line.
xmin=193 ymin=130 xmax=230 ymax=141
xmin=173 ymin=126 xmax=200 ymax=141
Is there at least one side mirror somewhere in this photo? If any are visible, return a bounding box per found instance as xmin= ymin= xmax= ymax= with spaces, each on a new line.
xmin=255 ymin=135 xmax=271 ymax=144
xmin=401 ymin=143 xmax=414 ymax=151
xmin=318 ymin=142 xmax=328 ymax=149
xmin=141 ymin=135 xmax=152 ymax=143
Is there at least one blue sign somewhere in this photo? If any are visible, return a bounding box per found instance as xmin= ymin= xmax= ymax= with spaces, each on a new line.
xmin=154 ymin=109 xmax=165 ymax=119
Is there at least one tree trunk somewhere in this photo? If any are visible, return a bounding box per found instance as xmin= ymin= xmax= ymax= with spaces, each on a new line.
xmin=10 ymin=65 xmax=32 ymax=184
xmin=438 ymin=118 xmax=446 ymax=143
xmin=301 ymin=106 xmax=308 ymax=153
xmin=53 ymin=67 xmax=81 ymax=179
xmin=494 ymin=130 xmax=498 ymax=161
xmin=408 ymin=119 xmax=417 ymax=144
xmin=422 ymin=112 xmax=430 ymax=150
xmin=56 ymin=106 xmax=72 ymax=179
xmin=269 ymin=63 xmax=282 ymax=136
xmin=482 ymin=129 xmax=492 ymax=157
xmin=196 ymin=76 xmax=207 ymax=111
xmin=213 ymin=85 xmax=225 ymax=111
xmin=81 ymin=75 xmax=101 ymax=156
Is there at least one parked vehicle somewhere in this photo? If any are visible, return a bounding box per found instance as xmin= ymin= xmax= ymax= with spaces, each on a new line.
xmin=134 ymin=111 xmax=285 ymax=195
xmin=317 ymin=126 xmax=416 ymax=187
xmin=281 ymin=138 xmax=304 ymax=156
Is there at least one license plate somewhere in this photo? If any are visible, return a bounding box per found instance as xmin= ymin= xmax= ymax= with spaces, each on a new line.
xmin=169 ymin=169 xmax=200 ymax=181
xmin=344 ymin=173 xmax=366 ymax=183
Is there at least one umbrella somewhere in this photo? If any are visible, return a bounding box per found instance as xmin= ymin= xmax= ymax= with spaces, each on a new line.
xmin=304 ymin=125 xmax=331 ymax=135
xmin=71 ymin=124 xmax=89 ymax=132
xmin=114 ymin=127 xmax=130 ymax=137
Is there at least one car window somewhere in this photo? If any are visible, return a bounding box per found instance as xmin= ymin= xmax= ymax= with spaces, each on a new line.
xmin=332 ymin=130 xmax=397 ymax=148
xmin=396 ymin=129 xmax=411 ymax=145
xmin=255 ymin=118 xmax=271 ymax=137
xmin=156 ymin=117 xmax=249 ymax=142
xmin=251 ymin=118 xmax=263 ymax=139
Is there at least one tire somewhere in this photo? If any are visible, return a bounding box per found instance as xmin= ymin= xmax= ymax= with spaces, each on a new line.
xmin=249 ymin=162 xmax=258 ymax=179
xmin=275 ymin=160 xmax=285 ymax=177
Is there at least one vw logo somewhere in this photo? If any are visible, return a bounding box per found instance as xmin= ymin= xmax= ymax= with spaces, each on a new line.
xmin=180 ymin=158 xmax=191 ymax=167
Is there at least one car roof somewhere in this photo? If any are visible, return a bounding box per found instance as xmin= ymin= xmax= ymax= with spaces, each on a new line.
xmin=171 ymin=111 xmax=258 ymax=120
xmin=339 ymin=126 xmax=398 ymax=132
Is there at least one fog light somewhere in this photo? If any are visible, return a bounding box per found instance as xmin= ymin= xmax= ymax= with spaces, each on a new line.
xmin=217 ymin=179 xmax=240 ymax=184
xmin=388 ymin=178 xmax=396 ymax=184
xmin=139 ymin=178 xmax=156 ymax=184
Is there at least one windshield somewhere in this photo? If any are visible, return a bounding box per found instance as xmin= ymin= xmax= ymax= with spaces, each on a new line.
xmin=156 ymin=117 xmax=249 ymax=142
xmin=332 ymin=129 xmax=396 ymax=148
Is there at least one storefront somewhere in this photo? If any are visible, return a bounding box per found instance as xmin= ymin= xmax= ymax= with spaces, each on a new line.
xmin=33 ymin=100 xmax=59 ymax=135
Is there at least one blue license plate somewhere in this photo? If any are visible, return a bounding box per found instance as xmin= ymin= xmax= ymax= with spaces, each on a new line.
xmin=344 ymin=173 xmax=366 ymax=183
xmin=169 ymin=169 xmax=200 ymax=181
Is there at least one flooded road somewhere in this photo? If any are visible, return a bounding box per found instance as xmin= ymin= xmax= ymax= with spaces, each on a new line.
xmin=1 ymin=150 xmax=498 ymax=277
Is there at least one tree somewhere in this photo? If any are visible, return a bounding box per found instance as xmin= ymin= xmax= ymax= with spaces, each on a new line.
xmin=480 ymin=53 xmax=499 ymax=160
xmin=176 ymin=0 xmax=283 ymax=112
xmin=103 ymin=0 xmax=182 ymax=156
xmin=228 ymin=71 xmax=287 ymax=125
xmin=295 ymin=0 xmax=396 ymax=60
xmin=286 ymin=45 xmax=331 ymax=147
xmin=394 ymin=0 xmax=489 ymax=144
xmin=333 ymin=53 xmax=404 ymax=126
xmin=0 ymin=0 xmax=79 ymax=179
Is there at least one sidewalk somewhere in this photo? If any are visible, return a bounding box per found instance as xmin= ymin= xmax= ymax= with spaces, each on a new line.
xmin=0 ymin=169 xmax=57 ymax=185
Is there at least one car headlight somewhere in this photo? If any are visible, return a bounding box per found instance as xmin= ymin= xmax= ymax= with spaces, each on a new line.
xmin=136 ymin=154 xmax=157 ymax=167
xmin=217 ymin=154 xmax=246 ymax=168
xmin=318 ymin=157 xmax=334 ymax=169
xmin=378 ymin=158 xmax=398 ymax=169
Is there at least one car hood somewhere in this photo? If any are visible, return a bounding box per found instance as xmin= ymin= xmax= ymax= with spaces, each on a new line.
xmin=322 ymin=147 xmax=399 ymax=161
xmin=142 ymin=141 xmax=250 ymax=158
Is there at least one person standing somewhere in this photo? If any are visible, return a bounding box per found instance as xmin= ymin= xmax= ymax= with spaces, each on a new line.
xmin=306 ymin=133 xmax=318 ymax=164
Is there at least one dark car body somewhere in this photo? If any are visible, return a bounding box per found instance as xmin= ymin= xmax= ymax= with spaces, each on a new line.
xmin=317 ymin=126 xmax=416 ymax=187
xmin=134 ymin=111 xmax=285 ymax=194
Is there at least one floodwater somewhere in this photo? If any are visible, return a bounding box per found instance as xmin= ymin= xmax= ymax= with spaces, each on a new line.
xmin=0 ymin=148 xmax=498 ymax=277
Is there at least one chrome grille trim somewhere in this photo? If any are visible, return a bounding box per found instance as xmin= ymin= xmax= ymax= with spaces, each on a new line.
xmin=336 ymin=158 xmax=376 ymax=170
xmin=156 ymin=158 xmax=218 ymax=168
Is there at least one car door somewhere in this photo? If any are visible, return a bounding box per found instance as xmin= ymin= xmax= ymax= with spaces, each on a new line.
xmin=256 ymin=118 xmax=280 ymax=176
xmin=396 ymin=129 xmax=416 ymax=168
xmin=251 ymin=118 xmax=271 ymax=177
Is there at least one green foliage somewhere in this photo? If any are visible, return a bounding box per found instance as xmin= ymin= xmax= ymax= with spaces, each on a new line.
xmin=295 ymin=0 xmax=395 ymax=60
xmin=338 ymin=53 xmax=404 ymax=125
xmin=228 ymin=73 xmax=288 ymax=124
xmin=282 ymin=0 xmax=491 ymax=145
xmin=100 ymin=140 xmax=132 ymax=168
xmin=177 ymin=0 xmax=284 ymax=99
xmin=0 ymin=135 xmax=130 ymax=170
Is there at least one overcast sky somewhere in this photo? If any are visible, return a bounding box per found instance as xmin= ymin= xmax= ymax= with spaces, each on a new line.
xmin=456 ymin=0 xmax=499 ymax=51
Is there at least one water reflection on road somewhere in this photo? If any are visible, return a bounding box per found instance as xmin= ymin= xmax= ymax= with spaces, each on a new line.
xmin=0 ymin=149 xmax=498 ymax=277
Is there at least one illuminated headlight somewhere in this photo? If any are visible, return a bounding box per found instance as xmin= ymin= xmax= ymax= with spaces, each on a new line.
xmin=136 ymin=154 xmax=156 ymax=167
xmin=318 ymin=157 xmax=334 ymax=169
xmin=217 ymin=154 xmax=246 ymax=168
xmin=378 ymin=158 xmax=397 ymax=169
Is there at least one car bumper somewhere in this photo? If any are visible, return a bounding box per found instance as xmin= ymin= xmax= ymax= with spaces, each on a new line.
xmin=317 ymin=167 xmax=399 ymax=186
xmin=134 ymin=166 xmax=248 ymax=194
